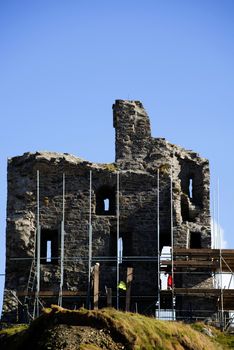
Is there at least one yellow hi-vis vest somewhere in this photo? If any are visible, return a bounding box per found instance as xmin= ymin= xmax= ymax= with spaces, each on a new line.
xmin=118 ymin=281 xmax=127 ymax=290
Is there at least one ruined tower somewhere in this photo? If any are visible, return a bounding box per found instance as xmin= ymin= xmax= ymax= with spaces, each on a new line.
xmin=2 ymin=100 xmax=214 ymax=322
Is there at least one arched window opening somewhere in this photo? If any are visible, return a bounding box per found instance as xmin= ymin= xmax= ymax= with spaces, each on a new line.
xmin=96 ymin=186 xmax=116 ymax=215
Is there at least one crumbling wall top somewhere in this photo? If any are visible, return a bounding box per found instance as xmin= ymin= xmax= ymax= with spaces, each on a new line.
xmin=113 ymin=100 xmax=151 ymax=163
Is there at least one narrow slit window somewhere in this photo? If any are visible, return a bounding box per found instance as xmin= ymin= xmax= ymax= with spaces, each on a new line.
xmin=118 ymin=237 xmax=123 ymax=263
xmin=104 ymin=198 xmax=109 ymax=211
xmin=46 ymin=240 xmax=52 ymax=263
xmin=96 ymin=186 xmax=115 ymax=215
xmin=189 ymin=178 xmax=193 ymax=199
xmin=41 ymin=229 xmax=58 ymax=264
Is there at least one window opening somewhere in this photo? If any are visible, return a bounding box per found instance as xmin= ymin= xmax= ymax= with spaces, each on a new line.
xmin=179 ymin=161 xmax=204 ymax=207
xmin=118 ymin=237 xmax=123 ymax=263
xmin=104 ymin=198 xmax=109 ymax=211
xmin=121 ymin=232 xmax=133 ymax=267
xmin=190 ymin=231 xmax=201 ymax=249
xmin=96 ymin=186 xmax=115 ymax=215
xmin=159 ymin=230 xmax=171 ymax=251
xmin=109 ymin=230 xmax=133 ymax=266
xmin=46 ymin=240 xmax=52 ymax=263
xmin=41 ymin=229 xmax=59 ymax=264
xmin=189 ymin=178 xmax=193 ymax=199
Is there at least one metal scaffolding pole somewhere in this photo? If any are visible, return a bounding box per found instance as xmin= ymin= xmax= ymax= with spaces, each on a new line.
xmin=58 ymin=173 xmax=65 ymax=307
xmin=157 ymin=168 xmax=160 ymax=318
xmin=35 ymin=170 xmax=41 ymax=318
xmin=212 ymin=189 xmax=217 ymax=249
xmin=87 ymin=170 xmax=92 ymax=309
xmin=116 ymin=171 xmax=120 ymax=310
xmin=217 ymin=179 xmax=224 ymax=329
xmin=170 ymin=165 xmax=175 ymax=318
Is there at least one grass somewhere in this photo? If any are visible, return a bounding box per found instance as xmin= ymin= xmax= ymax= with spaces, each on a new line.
xmin=80 ymin=345 xmax=103 ymax=350
xmin=0 ymin=324 xmax=28 ymax=336
xmin=0 ymin=324 xmax=29 ymax=350
xmin=192 ymin=322 xmax=234 ymax=350
xmin=29 ymin=305 xmax=222 ymax=349
xmin=1 ymin=306 xmax=234 ymax=349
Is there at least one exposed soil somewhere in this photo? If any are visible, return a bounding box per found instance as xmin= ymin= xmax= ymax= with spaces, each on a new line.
xmin=37 ymin=324 xmax=126 ymax=350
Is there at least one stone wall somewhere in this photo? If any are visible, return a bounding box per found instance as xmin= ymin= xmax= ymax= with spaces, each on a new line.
xmin=2 ymin=100 xmax=213 ymax=322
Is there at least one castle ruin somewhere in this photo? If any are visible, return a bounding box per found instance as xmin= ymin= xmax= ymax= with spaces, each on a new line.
xmin=2 ymin=100 xmax=218 ymax=322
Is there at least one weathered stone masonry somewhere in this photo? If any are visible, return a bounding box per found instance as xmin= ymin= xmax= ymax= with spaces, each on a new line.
xmin=2 ymin=100 xmax=214 ymax=321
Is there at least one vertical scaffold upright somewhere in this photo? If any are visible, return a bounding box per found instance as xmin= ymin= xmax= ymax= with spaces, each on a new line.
xmin=87 ymin=170 xmax=93 ymax=309
xmin=157 ymin=168 xmax=160 ymax=318
xmin=58 ymin=173 xmax=65 ymax=307
xmin=217 ymin=179 xmax=224 ymax=329
xmin=116 ymin=171 xmax=120 ymax=310
xmin=35 ymin=170 xmax=41 ymax=318
xmin=170 ymin=165 xmax=175 ymax=318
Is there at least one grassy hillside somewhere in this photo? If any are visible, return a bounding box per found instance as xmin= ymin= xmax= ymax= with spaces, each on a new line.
xmin=1 ymin=305 xmax=234 ymax=349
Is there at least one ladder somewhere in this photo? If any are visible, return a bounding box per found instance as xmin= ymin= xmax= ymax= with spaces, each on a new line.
xmin=24 ymin=259 xmax=36 ymax=320
xmin=224 ymin=313 xmax=234 ymax=332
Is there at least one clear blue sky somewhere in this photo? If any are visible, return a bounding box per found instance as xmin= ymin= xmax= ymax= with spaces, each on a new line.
xmin=0 ymin=0 xmax=234 ymax=311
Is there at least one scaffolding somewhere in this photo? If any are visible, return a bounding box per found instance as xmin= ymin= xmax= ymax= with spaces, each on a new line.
xmin=7 ymin=167 xmax=234 ymax=330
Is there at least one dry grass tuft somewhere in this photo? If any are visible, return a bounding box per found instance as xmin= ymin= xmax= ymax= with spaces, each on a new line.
xmin=80 ymin=345 xmax=103 ymax=350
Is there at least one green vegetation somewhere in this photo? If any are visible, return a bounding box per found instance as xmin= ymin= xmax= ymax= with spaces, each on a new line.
xmin=214 ymin=331 xmax=234 ymax=349
xmin=191 ymin=322 xmax=234 ymax=350
xmin=1 ymin=306 xmax=234 ymax=349
xmin=0 ymin=324 xmax=29 ymax=350
xmin=0 ymin=324 xmax=28 ymax=336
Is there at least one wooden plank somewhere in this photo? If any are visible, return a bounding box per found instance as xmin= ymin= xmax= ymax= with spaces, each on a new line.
xmin=106 ymin=288 xmax=112 ymax=307
xmin=174 ymin=288 xmax=234 ymax=297
xmin=93 ymin=263 xmax=100 ymax=310
xmin=125 ymin=267 xmax=133 ymax=312
xmin=173 ymin=260 xmax=218 ymax=268
xmin=173 ymin=248 xmax=234 ymax=271
xmin=174 ymin=248 xmax=234 ymax=258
